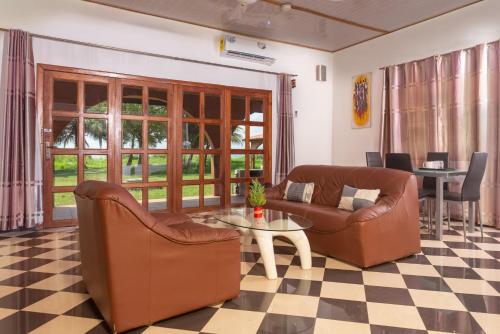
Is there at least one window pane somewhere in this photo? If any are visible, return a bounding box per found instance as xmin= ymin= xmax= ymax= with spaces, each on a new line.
xmin=53 ymin=80 xmax=77 ymax=112
xmin=148 ymin=187 xmax=167 ymax=211
xmin=231 ymin=154 xmax=246 ymax=178
xmin=204 ymin=184 xmax=221 ymax=207
xmin=205 ymin=94 xmax=221 ymax=119
xmin=250 ymin=126 xmax=264 ymax=150
xmin=182 ymin=185 xmax=199 ymax=208
xmin=128 ymin=188 xmax=143 ymax=204
xmin=182 ymin=123 xmax=200 ymax=149
xmin=53 ymin=193 xmax=77 ymax=221
xmin=85 ymin=83 xmax=108 ymax=114
xmin=84 ymin=155 xmax=107 ymax=181
xmin=231 ymin=125 xmax=246 ymax=149
xmin=148 ymin=121 xmax=167 ymax=149
xmin=249 ymin=154 xmax=264 ymax=177
xmin=183 ymin=91 xmax=200 ymax=118
xmin=84 ymin=119 xmax=108 ymax=149
xmin=204 ymin=124 xmax=221 ymax=149
xmin=148 ymin=88 xmax=167 ymax=116
xmin=53 ymin=155 xmax=77 ymax=186
xmin=250 ymin=98 xmax=264 ymax=122
xmin=122 ymin=86 xmax=143 ymax=115
xmin=122 ymin=120 xmax=143 ymax=149
xmin=122 ymin=154 xmax=143 ymax=183
xmin=53 ymin=117 xmax=78 ymax=149
xmin=182 ymin=154 xmax=199 ymax=180
xmin=204 ymin=154 xmax=221 ymax=180
xmin=231 ymin=95 xmax=245 ymax=121
xmin=231 ymin=182 xmax=245 ymax=204
xmin=148 ymin=154 xmax=167 ymax=182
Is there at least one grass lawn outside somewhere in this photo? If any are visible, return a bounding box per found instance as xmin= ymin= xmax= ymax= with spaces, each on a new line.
xmin=53 ymin=154 xmax=262 ymax=207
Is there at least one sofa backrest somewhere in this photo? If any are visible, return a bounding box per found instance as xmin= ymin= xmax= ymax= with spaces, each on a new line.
xmin=276 ymin=165 xmax=414 ymax=208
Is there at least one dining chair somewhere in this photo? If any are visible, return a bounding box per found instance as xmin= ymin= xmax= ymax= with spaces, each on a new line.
xmin=442 ymin=152 xmax=488 ymax=241
xmin=366 ymin=152 xmax=383 ymax=167
xmin=385 ymin=153 xmax=432 ymax=228
xmin=421 ymin=152 xmax=449 ymax=231
xmin=385 ymin=153 xmax=413 ymax=172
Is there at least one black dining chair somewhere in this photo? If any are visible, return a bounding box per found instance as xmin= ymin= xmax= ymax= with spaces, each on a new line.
xmin=366 ymin=152 xmax=383 ymax=167
xmin=385 ymin=153 xmax=433 ymax=227
xmin=385 ymin=153 xmax=413 ymax=172
xmin=421 ymin=152 xmax=449 ymax=231
xmin=442 ymin=152 xmax=488 ymax=241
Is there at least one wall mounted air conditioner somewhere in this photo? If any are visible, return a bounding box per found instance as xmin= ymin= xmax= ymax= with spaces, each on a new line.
xmin=219 ymin=35 xmax=276 ymax=65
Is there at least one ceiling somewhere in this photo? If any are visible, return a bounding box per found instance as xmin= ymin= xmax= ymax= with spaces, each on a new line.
xmin=84 ymin=0 xmax=483 ymax=52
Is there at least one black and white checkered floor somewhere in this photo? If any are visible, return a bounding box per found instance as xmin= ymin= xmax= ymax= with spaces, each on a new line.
xmin=0 ymin=217 xmax=499 ymax=334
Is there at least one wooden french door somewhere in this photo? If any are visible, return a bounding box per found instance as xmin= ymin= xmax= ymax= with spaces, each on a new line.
xmin=41 ymin=65 xmax=271 ymax=227
xmin=115 ymin=79 xmax=174 ymax=212
xmin=226 ymin=90 xmax=271 ymax=205
xmin=177 ymin=86 xmax=225 ymax=211
xmin=42 ymin=71 xmax=116 ymax=227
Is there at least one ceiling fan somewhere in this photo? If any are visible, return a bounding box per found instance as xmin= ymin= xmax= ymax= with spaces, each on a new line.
xmin=226 ymin=0 xmax=260 ymax=22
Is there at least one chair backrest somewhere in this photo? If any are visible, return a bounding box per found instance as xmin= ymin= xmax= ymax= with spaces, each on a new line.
xmin=423 ymin=152 xmax=449 ymax=190
xmin=462 ymin=152 xmax=488 ymax=201
xmin=366 ymin=152 xmax=383 ymax=167
xmin=385 ymin=153 xmax=413 ymax=172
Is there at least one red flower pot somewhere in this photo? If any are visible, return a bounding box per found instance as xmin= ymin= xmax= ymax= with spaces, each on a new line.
xmin=254 ymin=207 xmax=264 ymax=218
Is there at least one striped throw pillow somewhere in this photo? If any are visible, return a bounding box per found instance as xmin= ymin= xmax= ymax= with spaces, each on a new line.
xmin=338 ymin=185 xmax=380 ymax=211
xmin=283 ymin=181 xmax=315 ymax=204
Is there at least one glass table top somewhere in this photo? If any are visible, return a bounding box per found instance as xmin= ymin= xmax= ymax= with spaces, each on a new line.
xmin=212 ymin=208 xmax=313 ymax=232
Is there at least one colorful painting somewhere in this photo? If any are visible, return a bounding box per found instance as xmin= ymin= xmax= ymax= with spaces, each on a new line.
xmin=352 ymin=73 xmax=371 ymax=128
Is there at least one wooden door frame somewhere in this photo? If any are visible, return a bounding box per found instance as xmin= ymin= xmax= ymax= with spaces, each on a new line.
xmin=38 ymin=64 xmax=272 ymax=227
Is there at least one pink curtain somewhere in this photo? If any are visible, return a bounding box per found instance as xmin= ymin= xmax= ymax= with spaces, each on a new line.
xmin=0 ymin=30 xmax=43 ymax=230
xmin=275 ymin=74 xmax=295 ymax=183
xmin=381 ymin=40 xmax=500 ymax=228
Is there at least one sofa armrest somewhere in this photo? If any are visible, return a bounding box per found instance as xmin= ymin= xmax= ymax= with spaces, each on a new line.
xmin=265 ymin=186 xmax=283 ymax=200
xmin=345 ymin=199 xmax=392 ymax=225
xmin=151 ymin=220 xmax=240 ymax=245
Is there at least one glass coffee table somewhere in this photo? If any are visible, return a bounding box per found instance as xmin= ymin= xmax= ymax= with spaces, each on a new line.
xmin=213 ymin=208 xmax=314 ymax=280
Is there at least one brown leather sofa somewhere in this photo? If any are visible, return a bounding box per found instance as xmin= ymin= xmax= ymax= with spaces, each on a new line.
xmin=264 ymin=165 xmax=421 ymax=268
xmin=74 ymin=181 xmax=240 ymax=333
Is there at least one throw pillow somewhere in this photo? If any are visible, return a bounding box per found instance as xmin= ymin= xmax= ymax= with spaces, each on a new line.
xmin=338 ymin=185 xmax=380 ymax=211
xmin=283 ymin=181 xmax=315 ymax=204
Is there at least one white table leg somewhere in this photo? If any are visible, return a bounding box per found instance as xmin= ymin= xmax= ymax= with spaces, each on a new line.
xmin=252 ymin=229 xmax=312 ymax=280
xmin=468 ymin=201 xmax=476 ymax=233
xmin=253 ymin=230 xmax=278 ymax=279
xmin=283 ymin=230 xmax=312 ymax=270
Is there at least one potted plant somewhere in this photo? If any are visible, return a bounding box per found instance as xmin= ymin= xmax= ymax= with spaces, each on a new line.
xmin=248 ymin=178 xmax=267 ymax=218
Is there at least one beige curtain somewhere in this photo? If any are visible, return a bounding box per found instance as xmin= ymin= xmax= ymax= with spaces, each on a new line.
xmin=275 ymin=74 xmax=295 ymax=183
xmin=381 ymin=40 xmax=500 ymax=228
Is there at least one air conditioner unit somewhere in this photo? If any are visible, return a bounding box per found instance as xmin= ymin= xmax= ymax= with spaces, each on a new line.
xmin=219 ymin=35 xmax=276 ymax=65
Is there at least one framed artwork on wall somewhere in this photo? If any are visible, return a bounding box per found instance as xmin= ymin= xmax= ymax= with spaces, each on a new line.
xmin=352 ymin=72 xmax=371 ymax=129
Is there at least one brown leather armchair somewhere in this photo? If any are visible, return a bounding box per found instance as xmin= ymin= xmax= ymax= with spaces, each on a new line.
xmin=74 ymin=181 xmax=240 ymax=333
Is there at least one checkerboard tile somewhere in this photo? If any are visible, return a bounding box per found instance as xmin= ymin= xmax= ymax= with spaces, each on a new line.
xmin=0 ymin=221 xmax=498 ymax=333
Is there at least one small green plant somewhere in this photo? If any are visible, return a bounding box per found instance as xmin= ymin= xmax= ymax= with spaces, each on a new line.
xmin=248 ymin=178 xmax=267 ymax=208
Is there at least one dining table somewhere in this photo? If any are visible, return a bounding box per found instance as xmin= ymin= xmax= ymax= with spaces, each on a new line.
xmin=413 ymin=168 xmax=472 ymax=240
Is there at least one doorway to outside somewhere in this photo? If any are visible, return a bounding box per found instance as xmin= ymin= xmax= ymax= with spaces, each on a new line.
xmin=39 ymin=65 xmax=272 ymax=228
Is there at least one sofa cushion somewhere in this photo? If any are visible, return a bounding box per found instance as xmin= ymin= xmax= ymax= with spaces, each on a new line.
xmin=283 ymin=181 xmax=314 ymax=203
xmin=338 ymin=185 xmax=380 ymax=211
xmin=304 ymin=204 xmax=351 ymax=233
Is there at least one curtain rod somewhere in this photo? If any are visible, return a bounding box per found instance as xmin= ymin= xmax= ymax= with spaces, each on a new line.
xmin=378 ymin=39 xmax=499 ymax=70
xmin=0 ymin=27 xmax=298 ymax=77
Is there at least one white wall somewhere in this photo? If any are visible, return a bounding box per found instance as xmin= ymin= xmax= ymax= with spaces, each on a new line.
xmin=0 ymin=0 xmax=334 ymax=175
xmin=332 ymin=0 xmax=500 ymax=166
